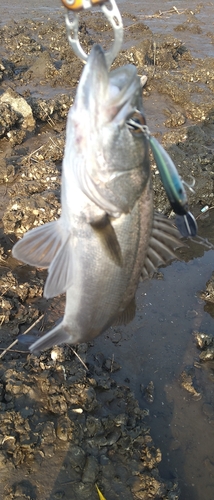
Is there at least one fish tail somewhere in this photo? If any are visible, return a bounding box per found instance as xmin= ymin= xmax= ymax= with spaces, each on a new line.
xmin=29 ymin=321 xmax=71 ymax=354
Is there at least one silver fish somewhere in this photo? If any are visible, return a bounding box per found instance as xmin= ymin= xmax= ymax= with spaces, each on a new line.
xmin=12 ymin=44 xmax=181 ymax=353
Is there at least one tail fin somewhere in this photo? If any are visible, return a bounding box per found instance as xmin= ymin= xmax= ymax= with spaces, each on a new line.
xmin=29 ymin=321 xmax=71 ymax=354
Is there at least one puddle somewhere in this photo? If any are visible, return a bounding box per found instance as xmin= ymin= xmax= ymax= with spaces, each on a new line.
xmin=89 ymin=214 xmax=214 ymax=500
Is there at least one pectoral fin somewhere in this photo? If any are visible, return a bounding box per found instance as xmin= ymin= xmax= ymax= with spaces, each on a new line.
xmin=12 ymin=219 xmax=73 ymax=299
xmin=91 ymin=215 xmax=123 ymax=267
xmin=142 ymin=213 xmax=183 ymax=279
xmin=12 ymin=220 xmax=63 ymax=268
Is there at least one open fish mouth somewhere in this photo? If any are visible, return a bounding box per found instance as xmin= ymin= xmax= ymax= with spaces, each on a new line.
xmin=73 ymin=43 xmax=143 ymax=127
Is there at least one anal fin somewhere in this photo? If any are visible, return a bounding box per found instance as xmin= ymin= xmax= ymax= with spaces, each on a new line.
xmin=91 ymin=215 xmax=123 ymax=267
xmin=113 ymin=296 xmax=136 ymax=326
xmin=12 ymin=218 xmax=74 ymax=299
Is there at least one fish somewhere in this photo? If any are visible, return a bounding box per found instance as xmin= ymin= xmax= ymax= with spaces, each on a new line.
xmin=12 ymin=43 xmax=182 ymax=354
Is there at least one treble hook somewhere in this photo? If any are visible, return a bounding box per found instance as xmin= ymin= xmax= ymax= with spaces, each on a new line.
xmin=61 ymin=0 xmax=123 ymax=68
xmin=182 ymin=175 xmax=195 ymax=194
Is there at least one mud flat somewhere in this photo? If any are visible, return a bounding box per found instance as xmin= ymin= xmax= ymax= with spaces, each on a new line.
xmin=0 ymin=1 xmax=214 ymax=499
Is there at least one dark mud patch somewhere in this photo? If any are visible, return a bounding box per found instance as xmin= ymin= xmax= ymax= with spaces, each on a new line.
xmin=0 ymin=1 xmax=214 ymax=499
xmin=0 ymin=343 xmax=180 ymax=500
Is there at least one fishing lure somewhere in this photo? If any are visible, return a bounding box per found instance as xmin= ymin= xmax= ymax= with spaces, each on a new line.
xmin=149 ymin=135 xmax=188 ymax=216
xmin=175 ymin=212 xmax=197 ymax=238
xmin=127 ymin=115 xmax=197 ymax=237
xmin=148 ymin=135 xmax=197 ymax=237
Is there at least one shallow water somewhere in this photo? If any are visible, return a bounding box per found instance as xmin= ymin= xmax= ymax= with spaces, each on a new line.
xmin=89 ymin=215 xmax=214 ymax=500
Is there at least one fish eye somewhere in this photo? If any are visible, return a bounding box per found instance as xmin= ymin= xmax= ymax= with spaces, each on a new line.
xmin=127 ymin=110 xmax=146 ymax=134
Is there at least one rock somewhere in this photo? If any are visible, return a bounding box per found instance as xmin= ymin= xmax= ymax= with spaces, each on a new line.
xmin=180 ymin=368 xmax=201 ymax=400
xmin=56 ymin=417 xmax=70 ymax=441
xmin=141 ymin=381 xmax=155 ymax=404
xmin=200 ymin=347 xmax=214 ymax=361
xmin=200 ymin=272 xmax=214 ymax=304
xmin=164 ymin=111 xmax=186 ymax=128
xmin=194 ymin=331 xmax=213 ymax=349
xmin=82 ymin=455 xmax=99 ymax=483
xmin=0 ymin=89 xmax=35 ymax=131
xmin=0 ymin=103 xmax=20 ymax=137
xmin=41 ymin=421 xmax=56 ymax=444
xmin=69 ymin=446 xmax=86 ymax=470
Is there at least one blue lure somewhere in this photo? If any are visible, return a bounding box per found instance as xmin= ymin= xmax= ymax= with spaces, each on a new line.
xmin=127 ymin=116 xmax=197 ymax=238
xmin=148 ymin=135 xmax=197 ymax=237
xmin=149 ymin=135 xmax=188 ymax=216
xmin=175 ymin=212 xmax=198 ymax=238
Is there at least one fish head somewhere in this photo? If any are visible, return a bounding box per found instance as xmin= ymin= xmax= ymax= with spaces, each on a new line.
xmin=65 ymin=44 xmax=150 ymax=217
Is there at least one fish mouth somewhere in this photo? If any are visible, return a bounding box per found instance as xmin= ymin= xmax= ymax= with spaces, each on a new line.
xmin=74 ymin=43 xmax=143 ymax=127
xmin=107 ymin=64 xmax=142 ymax=126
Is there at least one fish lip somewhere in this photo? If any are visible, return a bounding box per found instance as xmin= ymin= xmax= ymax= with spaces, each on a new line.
xmin=74 ymin=43 xmax=108 ymax=113
xmin=85 ymin=43 xmax=107 ymax=67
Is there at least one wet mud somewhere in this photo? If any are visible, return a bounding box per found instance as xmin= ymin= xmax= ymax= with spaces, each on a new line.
xmin=0 ymin=1 xmax=214 ymax=499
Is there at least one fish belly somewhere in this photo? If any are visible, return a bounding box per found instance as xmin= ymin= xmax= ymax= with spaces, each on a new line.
xmin=63 ymin=179 xmax=153 ymax=343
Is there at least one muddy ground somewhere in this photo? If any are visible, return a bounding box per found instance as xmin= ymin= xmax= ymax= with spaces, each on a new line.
xmin=0 ymin=1 xmax=214 ymax=499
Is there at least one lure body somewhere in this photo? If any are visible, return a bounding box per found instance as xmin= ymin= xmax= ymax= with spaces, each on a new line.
xmin=149 ymin=135 xmax=188 ymax=216
xmin=148 ymin=135 xmax=197 ymax=237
